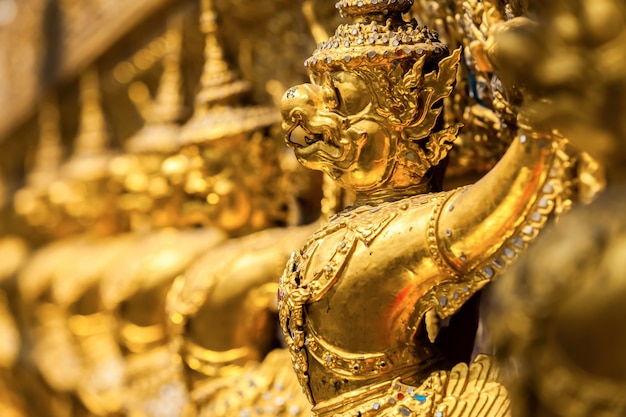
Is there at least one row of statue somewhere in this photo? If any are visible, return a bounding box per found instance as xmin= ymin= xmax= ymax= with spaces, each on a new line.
xmin=0 ymin=0 xmax=625 ymax=416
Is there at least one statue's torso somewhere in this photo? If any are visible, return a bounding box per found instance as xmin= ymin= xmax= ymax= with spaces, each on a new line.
xmin=280 ymin=192 xmax=459 ymax=405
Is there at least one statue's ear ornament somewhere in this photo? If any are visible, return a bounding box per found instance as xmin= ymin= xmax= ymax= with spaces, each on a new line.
xmin=374 ymin=48 xmax=463 ymax=176
xmin=376 ymin=48 xmax=462 ymax=134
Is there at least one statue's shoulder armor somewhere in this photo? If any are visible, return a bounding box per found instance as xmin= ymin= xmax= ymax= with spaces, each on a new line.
xmin=293 ymin=193 xmax=436 ymax=303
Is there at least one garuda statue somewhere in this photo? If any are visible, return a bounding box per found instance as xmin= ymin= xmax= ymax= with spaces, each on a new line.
xmin=277 ymin=0 xmax=585 ymax=416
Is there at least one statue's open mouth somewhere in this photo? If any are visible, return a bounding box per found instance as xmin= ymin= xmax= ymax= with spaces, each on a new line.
xmin=305 ymin=132 xmax=325 ymax=145
xmin=284 ymin=113 xmax=337 ymax=147
xmin=287 ymin=125 xmax=325 ymax=148
xmin=283 ymin=117 xmax=343 ymax=161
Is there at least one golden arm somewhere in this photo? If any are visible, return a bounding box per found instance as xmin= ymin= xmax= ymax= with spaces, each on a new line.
xmin=437 ymin=130 xmax=558 ymax=275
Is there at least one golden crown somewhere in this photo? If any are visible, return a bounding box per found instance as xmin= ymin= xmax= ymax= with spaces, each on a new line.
xmin=305 ymin=0 xmax=447 ymax=72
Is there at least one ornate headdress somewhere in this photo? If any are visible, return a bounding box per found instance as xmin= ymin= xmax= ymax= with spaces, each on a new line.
xmin=179 ymin=0 xmax=279 ymax=145
xmin=305 ymin=0 xmax=448 ymax=73
xmin=62 ymin=67 xmax=114 ymax=181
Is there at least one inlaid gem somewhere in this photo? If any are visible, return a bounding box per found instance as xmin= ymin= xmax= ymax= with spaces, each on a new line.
xmin=543 ymin=182 xmax=554 ymax=194
xmin=400 ymin=407 xmax=411 ymax=416
xmin=482 ymin=266 xmax=495 ymax=279
xmin=414 ymin=394 xmax=427 ymax=403
xmin=493 ymin=257 xmax=505 ymax=268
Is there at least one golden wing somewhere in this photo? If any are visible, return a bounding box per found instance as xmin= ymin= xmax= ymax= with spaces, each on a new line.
xmin=435 ymin=355 xmax=510 ymax=417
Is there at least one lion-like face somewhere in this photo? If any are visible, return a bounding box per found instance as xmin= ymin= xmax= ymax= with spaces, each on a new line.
xmin=281 ymin=70 xmax=398 ymax=193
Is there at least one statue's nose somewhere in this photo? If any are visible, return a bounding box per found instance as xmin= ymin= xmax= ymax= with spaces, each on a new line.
xmin=280 ymin=84 xmax=320 ymax=124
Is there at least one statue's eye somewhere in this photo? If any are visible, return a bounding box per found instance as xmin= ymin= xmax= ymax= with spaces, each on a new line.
xmin=331 ymin=72 xmax=370 ymax=115
xmin=322 ymin=84 xmax=339 ymax=110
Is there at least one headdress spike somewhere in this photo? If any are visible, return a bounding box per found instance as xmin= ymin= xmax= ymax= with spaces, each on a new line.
xmin=179 ymin=0 xmax=279 ymax=145
xmin=73 ymin=67 xmax=109 ymax=157
xmin=30 ymin=91 xmax=63 ymax=189
xmin=126 ymin=14 xmax=185 ymax=154
xmin=195 ymin=0 xmax=250 ymax=108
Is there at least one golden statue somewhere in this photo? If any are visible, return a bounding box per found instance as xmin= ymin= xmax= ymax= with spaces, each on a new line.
xmin=98 ymin=14 xmax=226 ymax=417
xmin=49 ymin=69 xmax=133 ymax=416
xmin=163 ymin=1 xmax=316 ymax=416
xmin=277 ymin=1 xmax=590 ymax=415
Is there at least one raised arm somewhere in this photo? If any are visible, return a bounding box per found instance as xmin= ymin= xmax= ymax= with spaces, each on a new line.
xmin=437 ymin=130 xmax=560 ymax=276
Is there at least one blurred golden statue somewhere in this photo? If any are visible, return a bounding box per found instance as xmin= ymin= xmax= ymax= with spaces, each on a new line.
xmin=162 ymin=1 xmax=317 ymax=416
xmin=276 ymin=0 xmax=593 ymax=415
xmin=487 ymin=1 xmax=626 ymax=416
xmin=490 ymin=186 xmax=626 ymax=417
xmin=17 ymin=66 xmax=129 ymax=417
xmin=98 ymin=14 xmax=225 ymax=417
